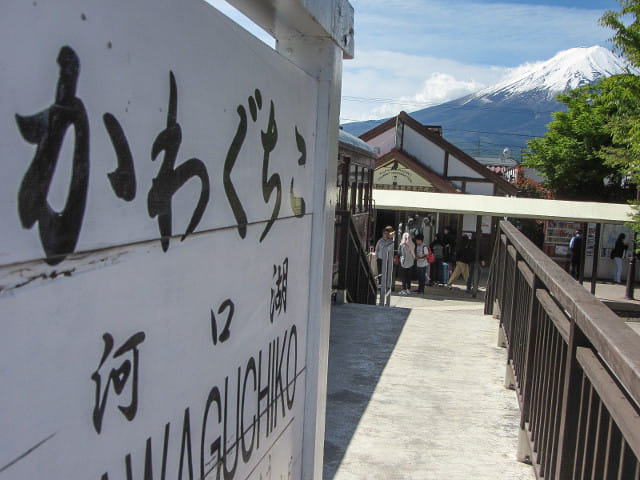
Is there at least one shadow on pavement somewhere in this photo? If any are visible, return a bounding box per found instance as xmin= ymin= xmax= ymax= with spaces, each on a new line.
xmin=323 ymin=303 xmax=410 ymax=480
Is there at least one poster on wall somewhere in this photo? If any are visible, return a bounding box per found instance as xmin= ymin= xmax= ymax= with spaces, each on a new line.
xmin=544 ymin=220 xmax=581 ymax=260
xmin=0 ymin=1 xmax=319 ymax=478
xmin=602 ymin=223 xmax=633 ymax=258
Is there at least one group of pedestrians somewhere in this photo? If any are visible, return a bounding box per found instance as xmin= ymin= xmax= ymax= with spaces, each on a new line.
xmin=380 ymin=225 xmax=634 ymax=293
xmin=444 ymin=235 xmax=484 ymax=292
xmin=570 ymin=229 xmax=630 ymax=284
xmin=377 ymin=225 xmax=484 ymax=296
xmin=397 ymin=232 xmax=433 ymax=295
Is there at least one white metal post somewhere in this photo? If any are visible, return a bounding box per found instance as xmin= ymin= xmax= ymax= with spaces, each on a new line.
xmin=379 ymin=242 xmax=394 ymax=306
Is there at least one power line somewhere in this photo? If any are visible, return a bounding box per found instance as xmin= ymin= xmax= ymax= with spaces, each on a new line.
xmin=341 ymin=95 xmax=563 ymax=115
xmin=445 ymin=127 xmax=538 ymax=138
xmin=338 ymin=117 xmax=541 ymax=139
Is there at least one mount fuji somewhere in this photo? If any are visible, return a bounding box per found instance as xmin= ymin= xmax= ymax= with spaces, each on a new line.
xmin=342 ymin=46 xmax=635 ymax=159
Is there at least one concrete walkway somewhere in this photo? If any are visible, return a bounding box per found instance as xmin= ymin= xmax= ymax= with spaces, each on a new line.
xmin=324 ymin=292 xmax=536 ymax=480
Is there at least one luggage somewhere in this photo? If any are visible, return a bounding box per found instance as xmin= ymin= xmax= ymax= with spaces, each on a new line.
xmin=442 ymin=262 xmax=450 ymax=283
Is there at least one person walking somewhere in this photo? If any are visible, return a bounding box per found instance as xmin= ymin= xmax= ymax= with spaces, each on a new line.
xmin=569 ymin=230 xmax=583 ymax=280
xmin=466 ymin=235 xmax=485 ymax=293
xmin=414 ymin=234 xmax=431 ymax=293
xmin=430 ymin=233 xmax=445 ymax=284
xmin=611 ymin=233 xmax=628 ymax=284
xmin=447 ymin=236 xmax=472 ymax=289
xmin=398 ymin=232 xmax=415 ymax=295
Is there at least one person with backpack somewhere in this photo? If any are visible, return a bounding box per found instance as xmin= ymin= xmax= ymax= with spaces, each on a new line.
xmin=569 ymin=230 xmax=583 ymax=280
xmin=414 ymin=233 xmax=432 ymax=293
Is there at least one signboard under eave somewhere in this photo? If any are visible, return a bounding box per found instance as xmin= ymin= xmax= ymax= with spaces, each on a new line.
xmin=375 ymin=159 xmax=436 ymax=192
xmin=0 ymin=1 xmax=321 ymax=478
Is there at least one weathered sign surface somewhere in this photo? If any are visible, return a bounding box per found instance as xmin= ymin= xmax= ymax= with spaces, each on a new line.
xmin=0 ymin=1 xmax=320 ymax=478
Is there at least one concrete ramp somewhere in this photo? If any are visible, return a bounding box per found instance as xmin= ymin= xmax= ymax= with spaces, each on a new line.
xmin=324 ymin=299 xmax=535 ymax=480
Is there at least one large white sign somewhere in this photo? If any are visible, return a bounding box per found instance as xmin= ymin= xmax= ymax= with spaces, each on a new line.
xmin=0 ymin=1 xmax=320 ymax=478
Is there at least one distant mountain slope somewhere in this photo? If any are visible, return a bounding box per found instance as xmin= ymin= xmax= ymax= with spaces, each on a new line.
xmin=342 ymin=46 xmax=635 ymax=159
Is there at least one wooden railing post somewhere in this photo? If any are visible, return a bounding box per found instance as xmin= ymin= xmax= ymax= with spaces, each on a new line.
xmin=504 ymin=246 xmax=519 ymax=353
xmin=484 ymin=225 xmax=502 ymax=316
xmin=555 ymin=319 xmax=590 ymax=480
xmin=590 ymin=223 xmax=601 ymax=295
xmin=485 ymin=220 xmax=640 ymax=479
xmin=520 ymin=280 xmax=541 ymax=423
xmin=516 ymin=276 xmax=541 ymax=464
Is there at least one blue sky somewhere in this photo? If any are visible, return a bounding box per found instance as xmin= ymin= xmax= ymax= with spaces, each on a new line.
xmin=207 ymin=0 xmax=621 ymax=122
xmin=342 ymin=0 xmax=621 ymax=122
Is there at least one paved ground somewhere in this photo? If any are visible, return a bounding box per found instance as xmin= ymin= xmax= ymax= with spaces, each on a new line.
xmin=323 ymin=277 xmax=640 ymax=479
xmin=582 ymin=280 xmax=640 ymax=335
xmin=324 ymin=291 xmax=536 ymax=480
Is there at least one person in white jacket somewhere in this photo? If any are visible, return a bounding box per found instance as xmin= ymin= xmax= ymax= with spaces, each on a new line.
xmin=375 ymin=226 xmax=395 ymax=277
xmin=398 ymin=232 xmax=415 ymax=295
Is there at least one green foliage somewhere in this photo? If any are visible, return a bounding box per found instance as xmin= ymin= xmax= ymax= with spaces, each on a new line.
xmin=598 ymin=74 xmax=640 ymax=179
xmin=523 ymin=82 xmax=631 ymax=201
xmin=523 ymin=1 xmax=640 ymax=209
xmin=600 ymin=1 xmax=640 ymax=236
xmin=600 ymin=0 xmax=640 ymax=69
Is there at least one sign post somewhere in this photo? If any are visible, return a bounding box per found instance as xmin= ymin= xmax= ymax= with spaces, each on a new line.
xmin=0 ymin=1 xmax=353 ymax=478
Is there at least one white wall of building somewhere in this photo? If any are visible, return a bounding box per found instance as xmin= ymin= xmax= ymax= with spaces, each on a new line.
xmin=367 ymin=128 xmax=396 ymax=158
xmin=465 ymin=182 xmax=495 ymax=195
xmin=401 ymin=126 xmax=446 ymax=175
xmin=447 ymin=156 xmax=484 ymax=178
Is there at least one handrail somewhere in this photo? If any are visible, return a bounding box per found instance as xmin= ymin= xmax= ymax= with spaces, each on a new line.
xmin=334 ymin=210 xmax=377 ymax=305
xmin=485 ymin=219 xmax=640 ymax=479
xmin=378 ymin=241 xmax=394 ymax=307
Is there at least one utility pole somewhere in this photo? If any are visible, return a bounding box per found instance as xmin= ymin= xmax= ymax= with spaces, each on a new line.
xmin=625 ymin=232 xmax=636 ymax=299
xmin=625 ymin=187 xmax=640 ymax=299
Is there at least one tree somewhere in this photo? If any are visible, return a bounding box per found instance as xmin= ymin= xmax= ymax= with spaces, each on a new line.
xmin=509 ymin=167 xmax=550 ymax=247
xmin=597 ymin=74 xmax=640 ymax=187
xmin=600 ymin=1 xmax=640 ymax=70
xmin=523 ymin=1 xmax=640 ymax=203
xmin=599 ymin=2 xmax=640 ymax=186
xmin=512 ymin=166 xmax=552 ymax=199
xmin=523 ymin=82 xmax=632 ymax=202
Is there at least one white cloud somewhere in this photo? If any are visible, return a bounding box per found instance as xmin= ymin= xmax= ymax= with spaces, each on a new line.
xmin=201 ymin=0 xmax=612 ymax=126
xmin=350 ymin=0 xmax=610 ymax=65
xmin=340 ymin=0 xmax=612 ymax=123
xmin=340 ymin=50 xmax=509 ymax=121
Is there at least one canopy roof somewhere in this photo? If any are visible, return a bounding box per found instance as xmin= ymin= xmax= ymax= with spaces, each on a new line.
xmin=372 ymin=189 xmax=636 ymax=225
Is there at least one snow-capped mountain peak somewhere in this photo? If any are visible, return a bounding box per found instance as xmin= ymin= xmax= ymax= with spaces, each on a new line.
xmin=466 ymin=46 xmax=635 ymax=102
xmin=343 ymin=45 xmax=638 ymax=159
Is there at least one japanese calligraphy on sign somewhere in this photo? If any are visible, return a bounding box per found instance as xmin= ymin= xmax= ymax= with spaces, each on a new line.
xmin=0 ymin=0 xmax=320 ymax=479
